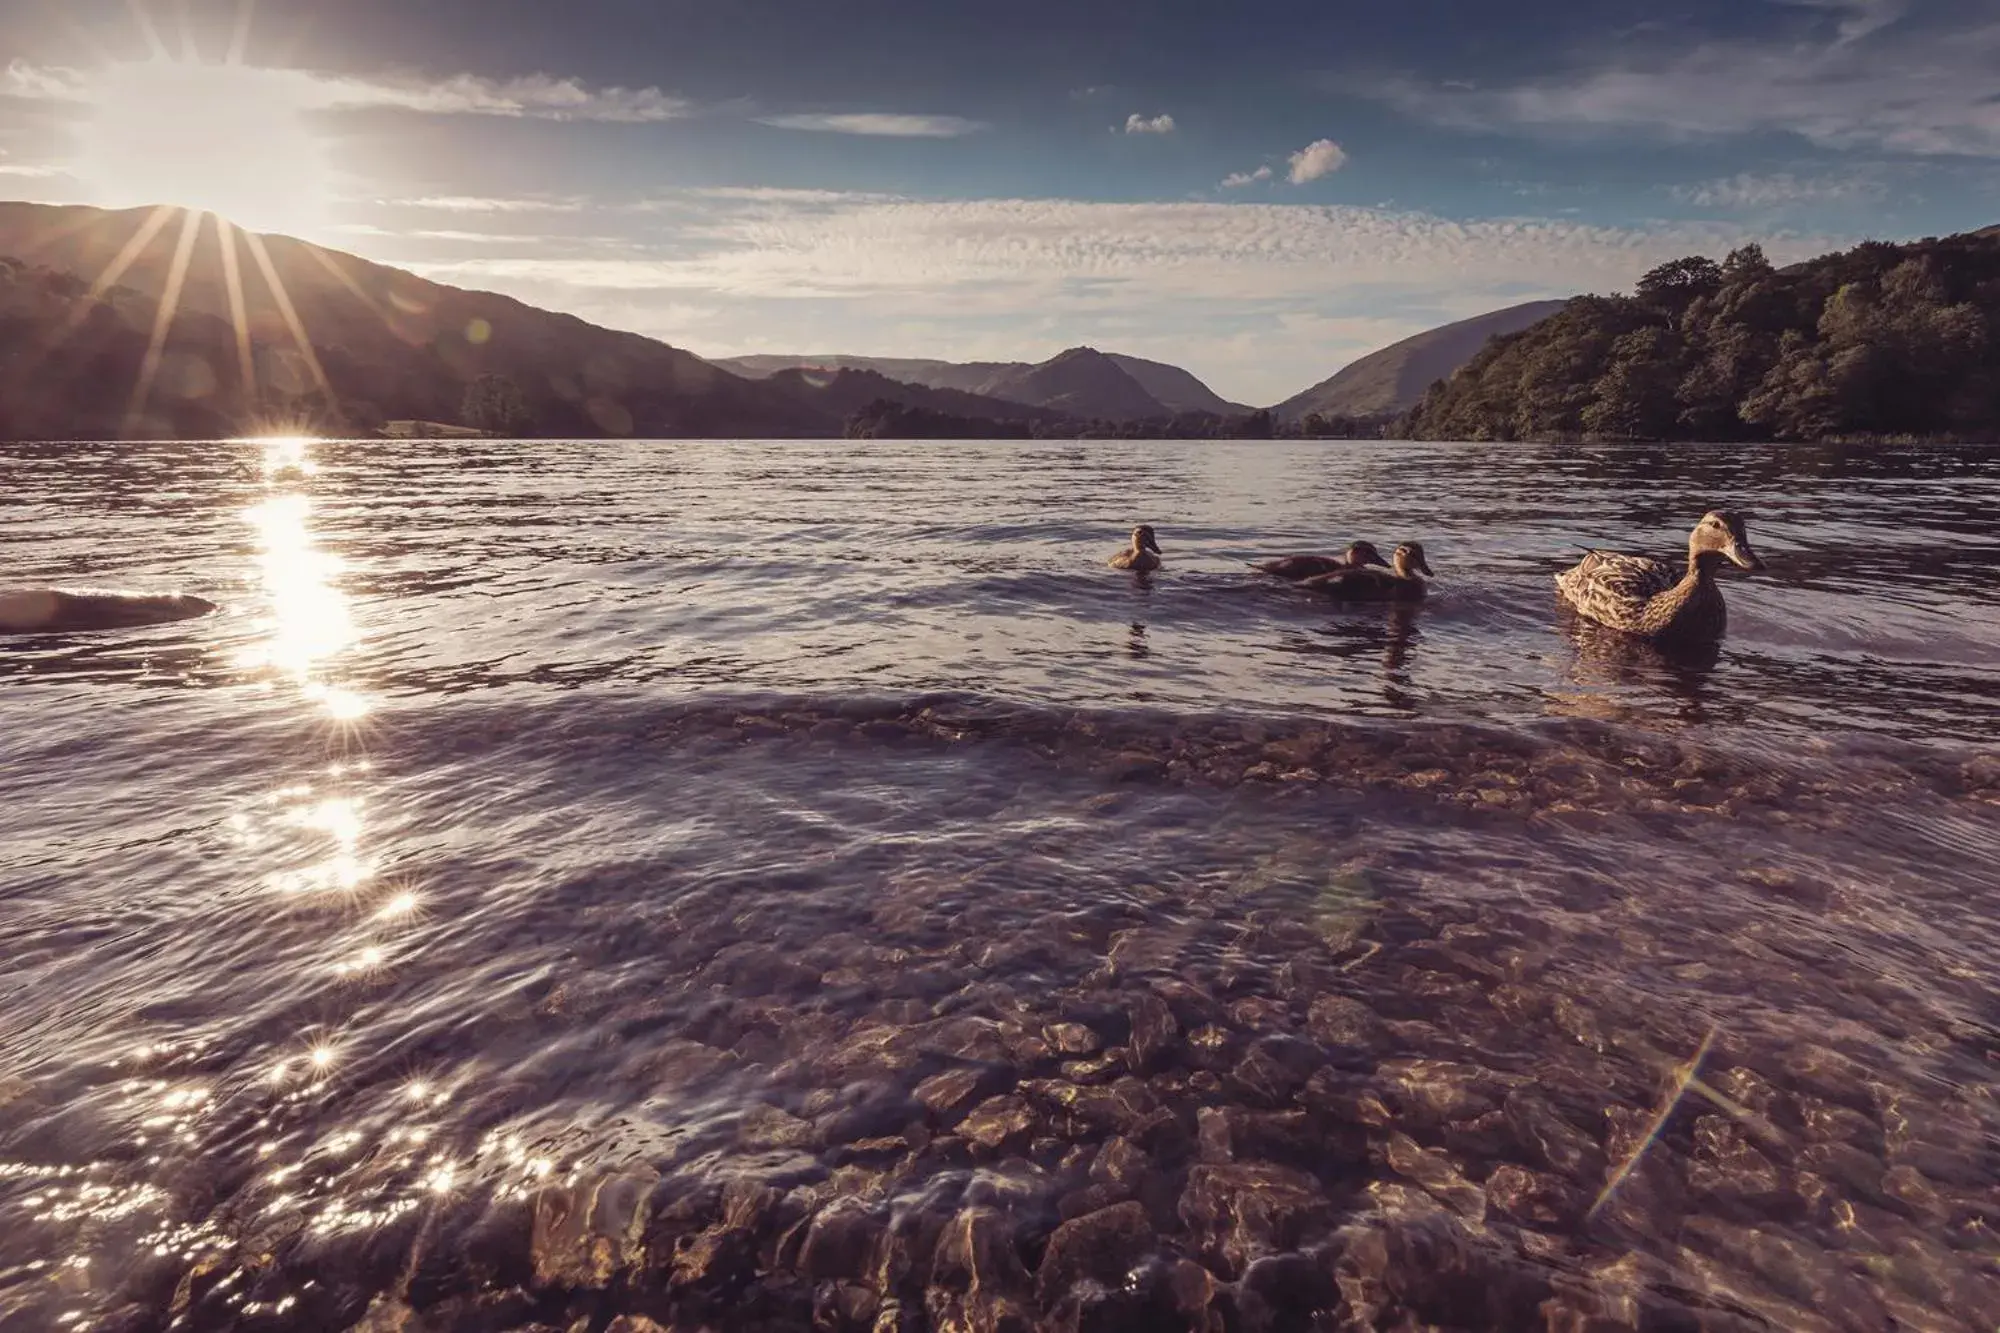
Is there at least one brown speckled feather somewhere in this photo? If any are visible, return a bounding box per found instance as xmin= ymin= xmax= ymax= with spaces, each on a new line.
xmin=1556 ymin=550 xmax=1725 ymax=641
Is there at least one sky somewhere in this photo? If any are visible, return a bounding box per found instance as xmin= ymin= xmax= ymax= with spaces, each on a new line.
xmin=1 ymin=0 xmax=1998 ymax=404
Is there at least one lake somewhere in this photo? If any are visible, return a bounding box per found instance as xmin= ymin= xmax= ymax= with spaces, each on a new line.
xmin=2 ymin=437 xmax=1996 ymax=1332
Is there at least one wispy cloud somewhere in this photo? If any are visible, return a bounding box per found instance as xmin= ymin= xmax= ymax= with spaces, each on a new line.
xmin=1769 ymin=0 xmax=1910 ymax=43
xmin=2 ymin=60 xmax=688 ymax=122
xmin=1122 ymin=112 xmax=1176 ymax=135
xmin=334 ymin=223 xmax=555 ymax=244
xmin=396 ymin=192 xmax=1839 ymax=401
xmin=2 ymin=60 xmax=83 ymax=102
xmin=0 ymin=163 xmax=66 ymax=178
xmin=755 ymin=112 xmax=986 ymax=137
xmin=1221 ymin=166 xmax=1274 ymax=188
xmin=408 ymin=192 xmax=1831 ymax=304
xmin=1671 ymin=170 xmax=1886 ymax=208
xmin=1365 ymin=15 xmax=2000 ymax=156
xmin=394 ymin=195 xmax=587 ymax=213
xmin=1287 ymin=139 xmax=1348 ymax=184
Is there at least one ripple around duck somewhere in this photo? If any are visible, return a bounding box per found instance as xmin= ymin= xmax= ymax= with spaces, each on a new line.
xmin=2 ymin=438 xmax=1998 ymax=1331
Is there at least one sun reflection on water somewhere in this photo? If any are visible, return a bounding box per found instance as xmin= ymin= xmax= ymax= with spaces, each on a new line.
xmin=241 ymin=438 xmax=368 ymax=722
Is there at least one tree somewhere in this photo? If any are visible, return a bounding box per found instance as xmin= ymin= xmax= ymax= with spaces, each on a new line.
xmin=1233 ymin=408 xmax=1275 ymax=439
xmin=1721 ymin=243 xmax=1774 ymax=283
xmin=461 ymin=372 xmax=530 ymax=435
xmin=1637 ymin=255 xmax=1724 ymax=310
xmin=1580 ymin=328 xmax=1683 ymax=439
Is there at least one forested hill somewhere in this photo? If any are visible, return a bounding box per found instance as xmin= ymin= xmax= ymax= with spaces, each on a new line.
xmin=1403 ymin=230 xmax=2000 ymax=443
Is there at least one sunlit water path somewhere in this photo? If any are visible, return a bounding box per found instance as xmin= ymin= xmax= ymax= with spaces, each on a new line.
xmin=1 ymin=438 xmax=1996 ymax=1332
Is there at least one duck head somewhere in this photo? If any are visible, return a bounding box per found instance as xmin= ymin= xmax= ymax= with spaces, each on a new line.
xmin=1346 ymin=541 xmax=1390 ymax=569
xmin=1132 ymin=524 xmax=1162 ymax=554
xmin=1689 ymin=511 xmax=1763 ymax=571
xmin=1393 ymin=542 xmax=1434 ymax=578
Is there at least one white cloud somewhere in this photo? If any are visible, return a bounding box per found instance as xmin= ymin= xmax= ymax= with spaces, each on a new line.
xmin=1220 ymin=166 xmax=1274 ymax=188
xmin=1287 ymin=139 xmax=1348 ymax=184
xmin=1366 ymin=16 xmax=2000 ymax=156
xmin=395 ymin=195 xmax=587 ymax=213
xmin=1768 ymin=0 xmax=1909 ymax=42
xmin=388 ymin=192 xmax=1842 ymax=401
xmin=0 ymin=163 xmax=66 ymax=178
xmin=2 ymin=60 xmax=687 ymax=123
xmin=406 ymin=192 xmax=1831 ymax=304
xmin=1122 ymin=112 xmax=1176 ymax=135
xmin=2 ymin=60 xmax=86 ymax=102
xmin=307 ymin=71 xmax=688 ymax=122
xmin=1671 ymin=171 xmax=1885 ymax=209
xmin=755 ymin=113 xmax=986 ymax=137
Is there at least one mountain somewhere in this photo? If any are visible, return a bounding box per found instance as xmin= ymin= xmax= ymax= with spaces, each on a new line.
xmin=714 ymin=347 xmax=1247 ymax=421
xmin=762 ymin=366 xmax=1073 ymax=425
xmin=1272 ymin=300 xmax=1570 ymax=421
xmin=1095 ymin=354 xmax=1248 ymax=416
xmin=0 ymin=201 xmax=833 ymax=439
xmin=716 ymin=354 xmax=1017 ymax=397
xmin=0 ymin=255 xmax=249 ymax=440
xmin=1404 ymin=232 xmax=2000 ymax=442
xmin=972 ymin=347 xmax=1166 ymax=421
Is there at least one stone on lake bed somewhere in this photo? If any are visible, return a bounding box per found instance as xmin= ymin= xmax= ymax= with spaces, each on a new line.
xmin=1035 ymin=1200 xmax=1156 ymax=1306
xmin=959 ymin=1095 xmax=1038 ymax=1151
xmin=1044 ymin=1021 xmax=1103 ymax=1055
xmin=1178 ymin=1163 xmax=1335 ymax=1278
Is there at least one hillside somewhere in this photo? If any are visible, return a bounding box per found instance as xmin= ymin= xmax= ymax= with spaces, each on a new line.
xmin=1273 ymin=300 xmax=1569 ymax=421
xmin=716 ymin=354 xmax=1016 ymax=397
xmin=0 ymin=256 xmax=247 ymax=439
xmin=1097 ymin=354 xmax=1247 ymax=415
xmin=714 ymin=347 xmax=1245 ymax=420
xmin=0 ymin=201 xmax=833 ymax=439
xmin=1404 ymin=231 xmax=2000 ymax=442
xmin=762 ymin=366 xmax=1072 ymax=425
xmin=972 ymin=347 xmax=1165 ymax=421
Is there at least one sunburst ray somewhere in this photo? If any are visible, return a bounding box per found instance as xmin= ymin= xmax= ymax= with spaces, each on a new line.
xmin=1588 ymin=1026 xmax=1717 ymax=1224
xmin=302 ymin=246 xmax=392 ymax=326
xmin=51 ymin=204 xmax=178 ymax=345
xmin=215 ymin=216 xmax=259 ymax=421
xmin=172 ymin=0 xmax=200 ymax=60
xmin=123 ymin=206 xmax=206 ymax=437
xmin=125 ymin=0 xmax=172 ymax=61
xmin=242 ymin=229 xmax=340 ymax=422
xmin=226 ymin=0 xmax=259 ymax=65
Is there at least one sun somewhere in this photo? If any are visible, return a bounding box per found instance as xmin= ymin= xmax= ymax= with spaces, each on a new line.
xmin=72 ymin=60 xmax=333 ymax=238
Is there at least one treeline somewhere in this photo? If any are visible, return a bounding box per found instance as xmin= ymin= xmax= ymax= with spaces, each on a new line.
xmin=1404 ymin=230 xmax=2000 ymax=442
xmin=844 ymin=400 xmax=1397 ymax=441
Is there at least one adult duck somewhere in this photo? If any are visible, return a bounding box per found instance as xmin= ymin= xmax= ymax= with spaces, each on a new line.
xmin=1109 ymin=524 xmax=1163 ymax=572
xmin=1555 ymin=510 xmax=1763 ymax=644
xmin=1253 ymin=541 xmax=1389 ymax=581
xmin=1300 ymin=542 xmax=1433 ymax=601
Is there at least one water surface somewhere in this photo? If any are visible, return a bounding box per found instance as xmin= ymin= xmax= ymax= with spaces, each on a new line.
xmin=2 ymin=438 xmax=1996 ymax=1332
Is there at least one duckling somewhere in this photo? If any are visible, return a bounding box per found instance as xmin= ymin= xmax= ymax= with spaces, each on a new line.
xmin=1253 ymin=541 xmax=1389 ymax=581
xmin=1299 ymin=542 xmax=1433 ymax=601
xmin=1555 ymin=510 xmax=1763 ymax=644
xmin=1109 ymin=524 xmax=1163 ymax=572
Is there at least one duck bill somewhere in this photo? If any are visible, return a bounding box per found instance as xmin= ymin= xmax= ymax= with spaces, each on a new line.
xmin=1725 ymin=538 xmax=1764 ymax=571
xmin=1414 ymin=558 xmax=1435 ymax=578
xmin=1141 ymin=532 xmax=1162 ymax=554
xmin=1360 ymin=551 xmax=1390 ymax=569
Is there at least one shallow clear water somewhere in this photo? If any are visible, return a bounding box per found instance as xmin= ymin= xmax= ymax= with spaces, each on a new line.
xmin=2 ymin=437 xmax=1996 ymax=1332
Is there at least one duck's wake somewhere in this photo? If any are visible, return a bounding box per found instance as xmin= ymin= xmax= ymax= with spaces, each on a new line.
xmin=0 ymin=589 xmax=217 ymax=635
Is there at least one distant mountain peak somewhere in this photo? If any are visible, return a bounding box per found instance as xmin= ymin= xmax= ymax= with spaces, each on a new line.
xmin=714 ymin=346 xmax=1247 ymax=422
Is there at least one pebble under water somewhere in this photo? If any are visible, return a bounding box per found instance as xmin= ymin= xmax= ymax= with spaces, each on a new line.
xmin=1 ymin=437 xmax=1996 ymax=1333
